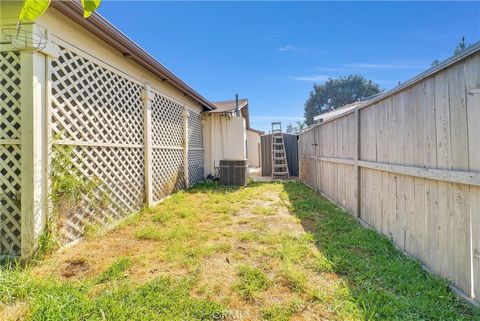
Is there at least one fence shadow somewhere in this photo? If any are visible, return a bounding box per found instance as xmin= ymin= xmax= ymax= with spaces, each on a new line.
xmin=280 ymin=181 xmax=479 ymax=320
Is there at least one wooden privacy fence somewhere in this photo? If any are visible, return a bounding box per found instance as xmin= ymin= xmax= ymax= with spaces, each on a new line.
xmin=0 ymin=34 xmax=205 ymax=258
xmin=299 ymin=43 xmax=480 ymax=304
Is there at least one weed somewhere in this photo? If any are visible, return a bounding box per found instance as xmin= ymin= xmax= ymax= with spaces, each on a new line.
xmin=261 ymin=299 xmax=303 ymax=321
xmin=278 ymin=266 xmax=307 ymax=293
xmin=97 ymin=257 xmax=132 ymax=283
xmin=135 ymin=225 xmax=162 ymax=240
xmin=235 ymin=265 xmax=270 ymax=300
xmin=251 ymin=206 xmax=277 ymax=216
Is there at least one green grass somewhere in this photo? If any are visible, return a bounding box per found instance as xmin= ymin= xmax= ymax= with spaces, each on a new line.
xmin=97 ymin=257 xmax=132 ymax=283
xmin=0 ymin=181 xmax=478 ymax=320
xmin=235 ymin=265 xmax=271 ymax=300
xmin=282 ymin=181 xmax=480 ymax=320
xmin=13 ymin=275 xmax=225 ymax=320
xmin=251 ymin=206 xmax=277 ymax=216
xmin=261 ymin=299 xmax=303 ymax=321
xmin=278 ymin=266 xmax=307 ymax=293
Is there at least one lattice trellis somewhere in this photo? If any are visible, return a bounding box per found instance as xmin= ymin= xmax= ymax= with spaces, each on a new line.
xmin=152 ymin=148 xmax=185 ymax=202
xmin=151 ymin=91 xmax=186 ymax=202
xmin=60 ymin=145 xmax=144 ymax=242
xmin=1 ymin=52 xmax=21 ymax=140
xmin=51 ymin=46 xmax=144 ymax=242
xmin=1 ymin=44 xmax=209 ymax=253
xmin=0 ymin=51 xmax=22 ymax=256
xmin=51 ymin=48 xmax=144 ymax=145
xmin=187 ymin=111 xmax=204 ymax=186
xmin=188 ymin=150 xmax=204 ymax=187
xmin=152 ymin=93 xmax=184 ymax=147
xmin=188 ymin=110 xmax=203 ymax=149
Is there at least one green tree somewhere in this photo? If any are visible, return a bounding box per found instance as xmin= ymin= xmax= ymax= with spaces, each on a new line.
xmin=286 ymin=121 xmax=306 ymax=134
xmin=304 ymin=75 xmax=381 ymax=125
xmin=454 ymin=36 xmax=471 ymax=55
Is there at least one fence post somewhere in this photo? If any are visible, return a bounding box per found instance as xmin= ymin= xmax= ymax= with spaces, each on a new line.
xmin=142 ymin=84 xmax=154 ymax=206
xmin=183 ymin=106 xmax=189 ymax=187
xmin=353 ymin=109 xmax=361 ymax=218
xmin=19 ymin=25 xmax=59 ymax=258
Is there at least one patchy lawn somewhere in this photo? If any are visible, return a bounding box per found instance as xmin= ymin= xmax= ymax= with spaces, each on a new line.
xmin=0 ymin=181 xmax=478 ymax=320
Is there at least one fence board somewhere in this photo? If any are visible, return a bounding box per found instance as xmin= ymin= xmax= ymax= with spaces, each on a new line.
xmin=465 ymin=52 xmax=480 ymax=301
xmin=299 ymin=50 xmax=480 ymax=304
xmin=447 ymin=62 xmax=472 ymax=296
xmin=423 ymin=77 xmax=440 ymax=273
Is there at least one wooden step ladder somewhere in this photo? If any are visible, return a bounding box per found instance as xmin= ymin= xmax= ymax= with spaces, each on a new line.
xmin=271 ymin=122 xmax=289 ymax=179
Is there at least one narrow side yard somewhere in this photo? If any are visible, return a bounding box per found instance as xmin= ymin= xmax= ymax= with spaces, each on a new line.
xmin=0 ymin=182 xmax=478 ymax=320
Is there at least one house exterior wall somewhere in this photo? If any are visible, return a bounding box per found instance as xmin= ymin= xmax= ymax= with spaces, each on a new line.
xmin=203 ymin=113 xmax=247 ymax=177
xmin=246 ymin=130 xmax=261 ymax=167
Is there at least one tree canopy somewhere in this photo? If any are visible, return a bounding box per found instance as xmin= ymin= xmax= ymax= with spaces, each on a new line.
xmin=304 ymin=75 xmax=381 ymax=125
xmin=286 ymin=121 xmax=306 ymax=135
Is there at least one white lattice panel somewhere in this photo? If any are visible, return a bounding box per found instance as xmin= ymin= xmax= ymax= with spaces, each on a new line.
xmin=51 ymin=48 xmax=144 ymax=144
xmin=51 ymin=46 xmax=145 ymax=242
xmin=188 ymin=110 xmax=203 ymax=149
xmin=151 ymin=91 xmax=186 ymax=201
xmin=1 ymin=52 xmax=21 ymax=140
xmin=0 ymin=51 xmax=22 ymax=256
xmin=0 ymin=145 xmax=21 ymax=255
xmin=188 ymin=150 xmax=204 ymax=187
xmin=152 ymin=148 xmax=185 ymax=202
xmin=152 ymin=92 xmax=184 ymax=147
xmin=61 ymin=145 xmax=144 ymax=242
xmin=188 ymin=111 xmax=204 ymax=186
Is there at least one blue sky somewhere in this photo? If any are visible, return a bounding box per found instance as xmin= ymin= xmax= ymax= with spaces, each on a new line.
xmin=98 ymin=1 xmax=480 ymax=132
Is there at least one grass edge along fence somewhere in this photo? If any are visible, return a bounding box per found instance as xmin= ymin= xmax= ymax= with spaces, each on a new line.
xmin=298 ymin=42 xmax=480 ymax=305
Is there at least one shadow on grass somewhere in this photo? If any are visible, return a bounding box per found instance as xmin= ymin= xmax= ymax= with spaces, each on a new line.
xmin=281 ymin=181 xmax=480 ymax=320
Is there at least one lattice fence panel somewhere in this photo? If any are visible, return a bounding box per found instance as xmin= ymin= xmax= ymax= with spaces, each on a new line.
xmin=187 ymin=110 xmax=204 ymax=186
xmin=188 ymin=110 xmax=203 ymax=149
xmin=51 ymin=46 xmax=144 ymax=243
xmin=51 ymin=48 xmax=144 ymax=145
xmin=0 ymin=51 xmax=22 ymax=256
xmin=152 ymin=93 xmax=184 ymax=147
xmin=152 ymin=148 xmax=185 ymax=202
xmin=151 ymin=91 xmax=186 ymax=202
xmin=188 ymin=150 xmax=204 ymax=187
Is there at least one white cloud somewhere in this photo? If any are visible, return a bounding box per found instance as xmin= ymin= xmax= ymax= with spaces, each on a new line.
xmin=276 ymin=45 xmax=295 ymax=52
xmin=289 ymin=74 xmax=330 ymax=82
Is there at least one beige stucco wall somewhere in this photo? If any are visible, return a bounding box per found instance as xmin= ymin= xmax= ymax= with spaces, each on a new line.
xmin=246 ymin=130 xmax=261 ymax=167
xmin=203 ymin=113 xmax=247 ymax=176
xmin=1 ymin=2 xmax=203 ymax=113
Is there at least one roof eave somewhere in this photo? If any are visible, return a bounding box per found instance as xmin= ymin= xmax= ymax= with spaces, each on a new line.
xmin=51 ymin=1 xmax=217 ymax=111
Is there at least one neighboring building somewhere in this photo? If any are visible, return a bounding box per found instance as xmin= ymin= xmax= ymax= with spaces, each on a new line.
xmin=246 ymin=128 xmax=264 ymax=168
xmin=203 ymin=98 xmax=263 ymax=175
